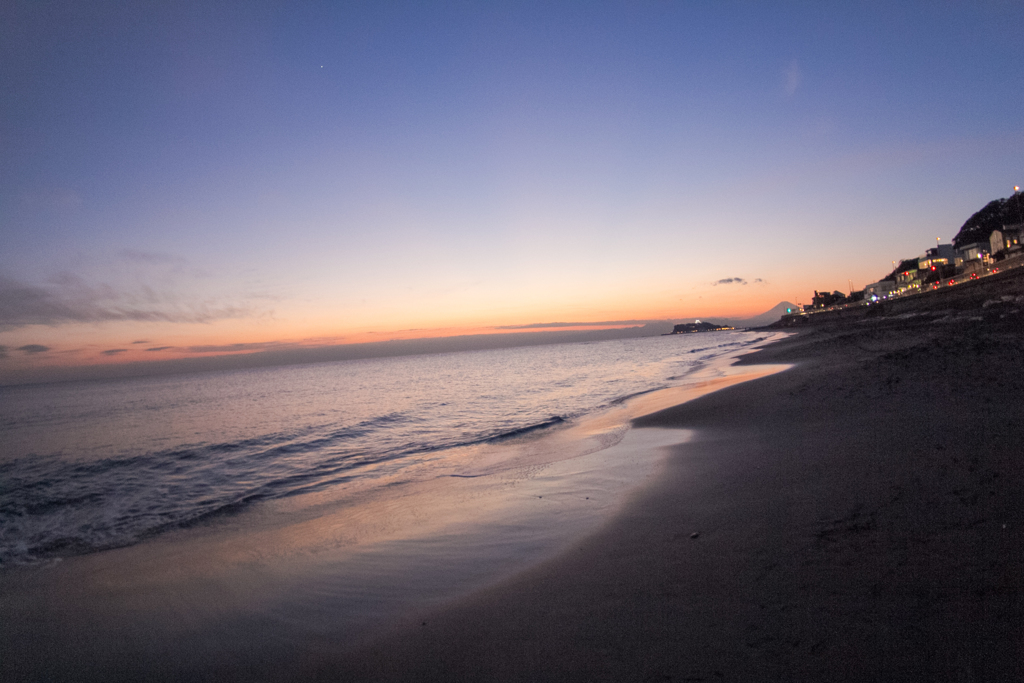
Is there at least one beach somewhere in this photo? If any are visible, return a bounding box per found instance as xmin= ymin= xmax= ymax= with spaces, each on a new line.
xmin=329 ymin=283 xmax=1024 ymax=681
xmin=7 ymin=3 xmax=1024 ymax=681
xmin=3 ymin=282 xmax=1023 ymax=681
xmin=0 ymin=334 xmax=781 ymax=682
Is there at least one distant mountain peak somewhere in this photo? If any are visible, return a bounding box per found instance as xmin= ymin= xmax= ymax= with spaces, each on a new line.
xmin=702 ymin=301 xmax=796 ymax=329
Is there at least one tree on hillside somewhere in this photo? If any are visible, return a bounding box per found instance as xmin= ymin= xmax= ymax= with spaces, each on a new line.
xmin=953 ymin=192 xmax=1024 ymax=247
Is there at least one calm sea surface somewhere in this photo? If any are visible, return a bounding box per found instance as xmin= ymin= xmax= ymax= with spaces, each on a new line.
xmin=0 ymin=331 xmax=767 ymax=567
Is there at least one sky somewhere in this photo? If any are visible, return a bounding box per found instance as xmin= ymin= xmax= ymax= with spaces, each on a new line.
xmin=2 ymin=0 xmax=1023 ymax=384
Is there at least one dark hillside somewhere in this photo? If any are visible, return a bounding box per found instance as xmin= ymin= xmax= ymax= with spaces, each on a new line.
xmin=953 ymin=193 xmax=1024 ymax=247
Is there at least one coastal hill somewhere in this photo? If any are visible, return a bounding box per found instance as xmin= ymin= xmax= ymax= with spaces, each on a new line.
xmin=671 ymin=321 xmax=735 ymax=334
xmin=952 ymin=192 xmax=1024 ymax=247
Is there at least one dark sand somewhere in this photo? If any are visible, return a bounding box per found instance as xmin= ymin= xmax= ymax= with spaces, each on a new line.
xmin=4 ymin=274 xmax=1023 ymax=682
xmin=327 ymin=278 xmax=1024 ymax=681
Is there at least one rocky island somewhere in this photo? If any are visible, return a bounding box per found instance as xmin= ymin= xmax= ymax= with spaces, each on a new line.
xmin=671 ymin=321 xmax=736 ymax=334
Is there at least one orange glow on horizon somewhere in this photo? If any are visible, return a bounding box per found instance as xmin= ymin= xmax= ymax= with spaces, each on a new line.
xmin=0 ymin=285 xmax=789 ymax=382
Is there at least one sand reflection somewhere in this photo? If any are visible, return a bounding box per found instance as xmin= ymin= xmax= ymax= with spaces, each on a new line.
xmin=0 ymin=347 xmax=789 ymax=681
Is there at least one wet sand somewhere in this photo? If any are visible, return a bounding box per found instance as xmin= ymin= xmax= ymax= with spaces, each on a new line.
xmin=329 ymin=292 xmax=1024 ymax=681
xmin=0 ymin=346 xmax=786 ymax=682
xmin=5 ymin=279 xmax=1024 ymax=680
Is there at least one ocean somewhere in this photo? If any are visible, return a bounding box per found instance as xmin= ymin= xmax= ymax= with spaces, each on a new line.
xmin=0 ymin=330 xmax=784 ymax=680
xmin=0 ymin=331 xmax=770 ymax=568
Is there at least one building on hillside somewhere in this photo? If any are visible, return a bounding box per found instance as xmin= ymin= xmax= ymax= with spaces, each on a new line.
xmin=917 ymin=244 xmax=956 ymax=284
xmin=811 ymin=290 xmax=847 ymax=308
xmin=893 ymin=264 xmax=923 ymax=294
xmin=895 ymin=265 xmax=920 ymax=285
xmin=918 ymin=244 xmax=956 ymax=270
xmin=864 ymin=280 xmax=896 ymax=300
xmin=990 ymin=224 xmax=1023 ymax=258
xmin=955 ymin=242 xmax=991 ymax=277
xmin=954 ymin=242 xmax=990 ymax=268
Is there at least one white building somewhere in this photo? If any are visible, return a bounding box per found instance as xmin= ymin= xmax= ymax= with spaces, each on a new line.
xmin=865 ymin=280 xmax=896 ymax=300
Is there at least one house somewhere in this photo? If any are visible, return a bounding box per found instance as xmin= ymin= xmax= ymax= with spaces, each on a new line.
xmin=918 ymin=244 xmax=956 ymax=271
xmin=989 ymin=224 xmax=1023 ymax=258
xmin=865 ymin=280 xmax=896 ymax=300
xmin=811 ymin=290 xmax=847 ymax=308
xmin=954 ymin=242 xmax=990 ymax=268
xmin=917 ymin=244 xmax=956 ymax=283
xmin=895 ymin=266 xmax=920 ymax=286
xmin=888 ymin=263 xmax=923 ymax=294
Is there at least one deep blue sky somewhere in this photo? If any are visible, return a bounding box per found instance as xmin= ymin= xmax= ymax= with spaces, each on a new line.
xmin=2 ymin=1 xmax=1023 ymax=380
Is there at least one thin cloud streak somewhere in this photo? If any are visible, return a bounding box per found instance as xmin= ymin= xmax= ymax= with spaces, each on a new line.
xmin=711 ymin=277 xmax=768 ymax=286
xmin=0 ymin=274 xmax=255 ymax=331
xmin=495 ymin=320 xmax=656 ymax=330
xmin=185 ymin=341 xmax=291 ymax=354
xmin=17 ymin=344 xmax=50 ymax=354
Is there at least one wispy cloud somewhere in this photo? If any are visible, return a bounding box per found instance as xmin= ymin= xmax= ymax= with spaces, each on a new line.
xmin=146 ymin=346 xmax=174 ymax=352
xmin=101 ymin=349 xmax=128 ymax=356
xmin=186 ymin=341 xmax=288 ymax=354
xmin=16 ymin=344 xmax=50 ymax=354
xmin=495 ymin=320 xmax=652 ymax=330
xmin=784 ymin=59 xmax=801 ymax=96
xmin=0 ymin=272 xmax=257 ymax=332
xmin=131 ymin=340 xmax=151 ymax=344
xmin=712 ymin=277 xmax=748 ymax=286
xmin=118 ymin=249 xmax=195 ymax=271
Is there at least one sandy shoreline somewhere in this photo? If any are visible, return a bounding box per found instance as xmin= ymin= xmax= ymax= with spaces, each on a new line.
xmin=0 ymin=339 xmax=784 ymax=683
xmin=328 ymin=299 xmax=1024 ymax=681
xmin=3 ymin=299 xmax=1023 ymax=680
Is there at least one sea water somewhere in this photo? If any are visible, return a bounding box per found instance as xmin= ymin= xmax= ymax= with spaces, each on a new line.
xmin=0 ymin=331 xmax=768 ymax=567
xmin=0 ymin=330 xmax=788 ymax=679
